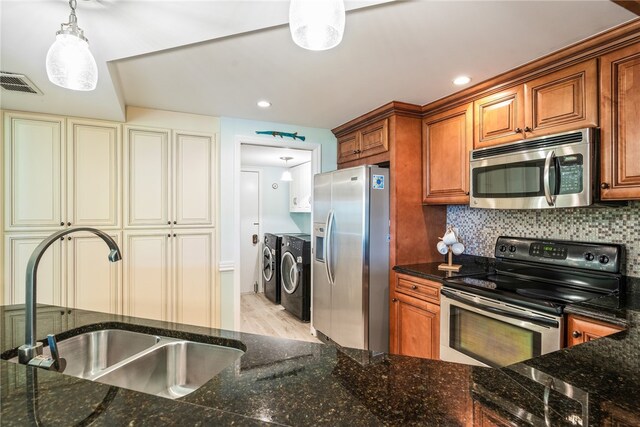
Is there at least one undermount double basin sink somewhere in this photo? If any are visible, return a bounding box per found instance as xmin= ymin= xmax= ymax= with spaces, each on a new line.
xmin=37 ymin=329 xmax=243 ymax=399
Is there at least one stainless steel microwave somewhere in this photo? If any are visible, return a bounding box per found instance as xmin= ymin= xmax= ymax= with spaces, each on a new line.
xmin=469 ymin=128 xmax=597 ymax=209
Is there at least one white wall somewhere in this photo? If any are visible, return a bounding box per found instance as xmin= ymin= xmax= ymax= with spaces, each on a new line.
xmin=220 ymin=117 xmax=337 ymax=329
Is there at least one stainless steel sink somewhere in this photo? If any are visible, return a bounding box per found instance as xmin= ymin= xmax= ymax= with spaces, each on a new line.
xmin=94 ymin=341 xmax=243 ymax=399
xmin=42 ymin=329 xmax=160 ymax=378
xmin=11 ymin=328 xmax=244 ymax=399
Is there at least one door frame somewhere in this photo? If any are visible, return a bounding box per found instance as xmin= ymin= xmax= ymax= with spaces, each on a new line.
xmin=233 ymin=135 xmax=321 ymax=330
xmin=239 ymin=167 xmax=262 ymax=294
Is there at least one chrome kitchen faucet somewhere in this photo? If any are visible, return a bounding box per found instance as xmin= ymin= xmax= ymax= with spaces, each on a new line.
xmin=17 ymin=227 xmax=122 ymax=369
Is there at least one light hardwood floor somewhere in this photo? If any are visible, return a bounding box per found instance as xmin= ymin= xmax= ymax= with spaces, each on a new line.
xmin=240 ymin=293 xmax=321 ymax=343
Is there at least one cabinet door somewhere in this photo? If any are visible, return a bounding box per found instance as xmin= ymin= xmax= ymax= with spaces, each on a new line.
xmin=566 ymin=314 xmax=624 ymax=347
xmin=524 ymin=59 xmax=597 ymax=137
xmin=298 ymin=162 xmax=312 ymax=211
xmin=474 ymin=87 xmax=525 ymax=149
xmin=173 ymin=229 xmax=215 ymax=327
xmin=67 ymin=119 xmax=121 ymax=228
xmin=337 ymin=132 xmax=360 ymax=164
xmin=3 ymin=306 xmax=66 ymax=350
xmin=423 ymin=103 xmax=472 ymax=204
xmin=4 ymin=112 xmax=64 ymax=230
xmin=600 ymin=42 xmax=640 ymax=200
xmin=173 ymin=131 xmax=215 ymax=227
xmin=390 ymin=292 xmax=440 ymax=359
xmin=3 ymin=234 xmax=63 ymax=306
xmin=66 ymin=231 xmax=121 ymax=315
xmin=289 ymin=165 xmax=300 ymax=212
xmin=124 ymin=126 xmax=171 ymax=227
xmin=122 ymin=230 xmax=171 ymax=321
xmin=359 ymin=118 xmax=389 ymax=158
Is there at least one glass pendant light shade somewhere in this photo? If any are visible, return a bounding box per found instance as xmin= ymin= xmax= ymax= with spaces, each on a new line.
xmin=289 ymin=0 xmax=345 ymax=51
xmin=281 ymin=170 xmax=293 ymax=181
xmin=46 ymin=33 xmax=98 ymax=91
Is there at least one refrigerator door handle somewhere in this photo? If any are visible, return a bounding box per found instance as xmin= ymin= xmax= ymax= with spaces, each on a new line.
xmin=325 ymin=209 xmax=335 ymax=284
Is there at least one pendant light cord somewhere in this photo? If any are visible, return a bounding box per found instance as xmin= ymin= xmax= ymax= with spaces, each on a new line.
xmin=68 ymin=0 xmax=78 ymax=25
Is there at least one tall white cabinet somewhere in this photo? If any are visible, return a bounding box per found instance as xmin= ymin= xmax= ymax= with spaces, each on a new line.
xmin=3 ymin=111 xmax=218 ymax=328
xmin=289 ymin=161 xmax=311 ymax=213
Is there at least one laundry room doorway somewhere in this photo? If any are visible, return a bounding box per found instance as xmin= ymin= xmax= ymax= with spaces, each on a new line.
xmin=234 ymin=136 xmax=322 ymax=343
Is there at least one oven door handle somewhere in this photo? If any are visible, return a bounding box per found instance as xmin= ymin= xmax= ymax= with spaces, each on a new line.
xmin=441 ymin=289 xmax=559 ymax=328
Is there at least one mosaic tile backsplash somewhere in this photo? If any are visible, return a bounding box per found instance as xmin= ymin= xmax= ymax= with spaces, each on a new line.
xmin=447 ymin=202 xmax=640 ymax=277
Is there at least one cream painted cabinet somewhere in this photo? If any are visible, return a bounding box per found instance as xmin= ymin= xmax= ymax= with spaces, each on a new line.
xmin=3 ymin=231 xmax=121 ymax=315
xmin=4 ymin=113 xmax=121 ymax=231
xmin=67 ymin=118 xmax=121 ymax=228
xmin=289 ymin=162 xmax=311 ymax=213
xmin=124 ymin=127 xmax=215 ymax=228
xmin=3 ymin=233 xmax=64 ymax=306
xmin=4 ymin=112 xmax=64 ymax=231
xmin=66 ymin=231 xmax=121 ymax=315
xmin=123 ymin=229 xmax=215 ymax=327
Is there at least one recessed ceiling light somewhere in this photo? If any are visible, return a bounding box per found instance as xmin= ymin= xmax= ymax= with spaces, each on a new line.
xmin=257 ymin=100 xmax=271 ymax=108
xmin=453 ymin=76 xmax=471 ymax=86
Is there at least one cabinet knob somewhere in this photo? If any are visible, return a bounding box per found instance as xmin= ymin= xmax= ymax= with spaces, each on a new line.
xmin=167 ymin=221 xmax=171 ymax=225
xmin=353 ymin=150 xmax=358 ymax=154
xmin=356 ymin=149 xmax=361 ymax=154
xmin=411 ymin=285 xmax=418 ymax=290
xmin=173 ymin=233 xmax=176 ymax=237
xmin=515 ymin=127 xmax=523 ymax=133
xmin=572 ymin=330 xmax=582 ymax=339
xmin=67 ymin=237 xmax=72 ymax=240
xmin=67 ymin=222 xmax=71 ymax=226
xmin=60 ymin=237 xmax=64 ymax=241
xmin=392 ymin=298 xmax=398 ymax=303
xmin=465 ymin=191 xmax=470 ymax=196
xmin=173 ymin=221 xmax=177 ymax=225
xmin=167 ymin=233 xmax=171 ymax=238
xmin=60 ymin=311 xmax=65 ymax=316
xmin=600 ymin=182 xmax=610 ymax=190
xmin=524 ymin=126 xmax=533 ymax=133
xmin=60 ymin=222 xmax=65 ymax=226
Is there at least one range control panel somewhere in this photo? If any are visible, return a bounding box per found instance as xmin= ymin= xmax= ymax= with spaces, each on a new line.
xmin=495 ymin=236 xmax=622 ymax=273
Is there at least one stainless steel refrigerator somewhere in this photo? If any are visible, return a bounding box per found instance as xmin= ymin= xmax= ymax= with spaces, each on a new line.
xmin=312 ymin=165 xmax=389 ymax=353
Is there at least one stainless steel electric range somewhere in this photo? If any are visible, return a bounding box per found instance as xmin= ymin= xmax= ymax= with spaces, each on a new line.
xmin=440 ymin=236 xmax=624 ymax=368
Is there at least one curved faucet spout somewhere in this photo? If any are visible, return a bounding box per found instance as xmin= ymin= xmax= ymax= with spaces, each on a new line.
xmin=18 ymin=227 xmax=122 ymax=366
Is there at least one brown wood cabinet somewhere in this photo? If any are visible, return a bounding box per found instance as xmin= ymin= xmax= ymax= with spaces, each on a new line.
xmin=473 ymin=59 xmax=597 ymax=149
xmin=600 ymin=41 xmax=640 ymax=200
xmin=336 ymin=118 xmax=388 ymax=165
xmin=390 ymin=273 xmax=441 ymax=359
xmin=566 ymin=314 xmax=624 ymax=347
xmin=422 ymin=102 xmax=472 ymax=205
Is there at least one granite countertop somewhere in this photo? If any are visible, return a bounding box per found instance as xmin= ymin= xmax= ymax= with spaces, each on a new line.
xmin=393 ymin=255 xmax=494 ymax=281
xmin=2 ymin=286 xmax=640 ymax=425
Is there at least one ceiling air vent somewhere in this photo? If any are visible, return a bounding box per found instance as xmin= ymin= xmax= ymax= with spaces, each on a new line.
xmin=0 ymin=72 xmax=43 ymax=95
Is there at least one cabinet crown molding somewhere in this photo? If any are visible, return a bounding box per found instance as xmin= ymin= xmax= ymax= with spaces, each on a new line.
xmin=332 ymin=101 xmax=421 ymax=138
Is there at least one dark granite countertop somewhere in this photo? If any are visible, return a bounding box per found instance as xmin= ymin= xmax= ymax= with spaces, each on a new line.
xmin=393 ymin=255 xmax=494 ymax=282
xmin=2 ymin=293 xmax=640 ymax=426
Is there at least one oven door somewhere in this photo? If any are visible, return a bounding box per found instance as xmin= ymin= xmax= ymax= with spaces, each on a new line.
xmin=440 ymin=289 xmax=562 ymax=368
xmin=469 ymin=130 xmax=593 ymax=209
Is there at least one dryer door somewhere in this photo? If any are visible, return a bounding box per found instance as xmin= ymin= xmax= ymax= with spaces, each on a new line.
xmin=262 ymin=246 xmax=274 ymax=282
xmin=281 ymin=252 xmax=300 ymax=294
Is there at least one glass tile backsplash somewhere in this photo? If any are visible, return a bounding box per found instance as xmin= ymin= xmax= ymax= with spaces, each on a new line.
xmin=447 ymin=202 xmax=640 ymax=277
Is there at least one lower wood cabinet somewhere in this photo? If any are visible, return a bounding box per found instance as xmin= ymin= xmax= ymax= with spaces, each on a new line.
xmin=566 ymin=314 xmax=624 ymax=347
xmin=390 ymin=273 xmax=441 ymax=359
xmin=123 ymin=228 xmax=215 ymax=327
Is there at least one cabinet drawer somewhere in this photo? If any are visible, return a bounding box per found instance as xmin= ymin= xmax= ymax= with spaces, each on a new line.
xmin=395 ymin=274 xmax=441 ymax=304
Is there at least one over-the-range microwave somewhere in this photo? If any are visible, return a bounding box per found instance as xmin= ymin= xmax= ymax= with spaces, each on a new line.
xmin=469 ymin=128 xmax=622 ymax=209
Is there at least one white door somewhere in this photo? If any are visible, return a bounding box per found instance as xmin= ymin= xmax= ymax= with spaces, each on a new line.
xmin=173 ymin=229 xmax=214 ymax=327
xmin=123 ymin=230 xmax=171 ymax=321
xmin=239 ymin=170 xmax=260 ymax=294
xmin=67 ymin=119 xmax=121 ymax=228
xmin=3 ymin=233 xmax=64 ymax=306
xmin=4 ymin=113 xmax=64 ymax=230
xmin=124 ymin=126 xmax=171 ymax=227
xmin=174 ymin=131 xmax=215 ymax=227
xmin=66 ymin=231 xmax=121 ymax=314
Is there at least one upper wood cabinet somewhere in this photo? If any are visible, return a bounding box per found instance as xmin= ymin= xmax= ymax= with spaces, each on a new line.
xmin=473 ymin=59 xmax=597 ymax=149
xmin=124 ymin=126 xmax=215 ymax=228
xmin=474 ymin=86 xmax=525 ymax=149
xmin=566 ymin=314 xmax=624 ymax=347
xmin=337 ymin=118 xmax=388 ymax=164
xmin=422 ymin=102 xmax=472 ymax=204
xmin=4 ymin=113 xmax=121 ymax=231
xmin=600 ymin=42 xmax=640 ymax=200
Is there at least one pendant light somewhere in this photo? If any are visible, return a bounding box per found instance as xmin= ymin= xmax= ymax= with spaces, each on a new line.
xmin=46 ymin=0 xmax=98 ymax=91
xmin=280 ymin=157 xmax=293 ymax=181
xmin=289 ymin=0 xmax=345 ymax=51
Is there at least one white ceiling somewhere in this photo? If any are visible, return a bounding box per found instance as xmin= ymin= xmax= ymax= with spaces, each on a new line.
xmin=0 ymin=1 xmax=636 ymax=129
xmin=241 ymin=144 xmax=311 ymax=168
